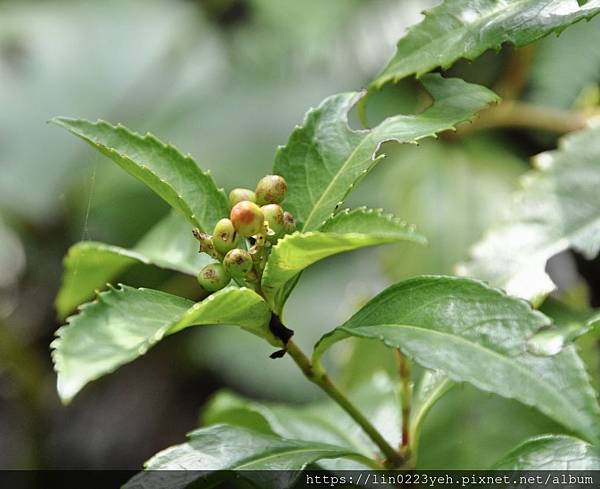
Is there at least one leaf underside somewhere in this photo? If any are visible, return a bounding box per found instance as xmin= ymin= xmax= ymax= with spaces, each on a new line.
xmin=314 ymin=276 xmax=600 ymax=443
xmin=493 ymin=435 xmax=600 ymax=469
xmin=125 ymin=424 xmax=360 ymax=489
xmin=55 ymin=211 xmax=209 ymax=319
xmin=373 ymin=0 xmax=600 ymax=87
xmin=261 ymin=208 xmax=426 ymax=312
xmin=50 ymin=118 xmax=229 ymax=231
xmin=52 ymin=286 xmax=272 ymax=403
xmin=459 ymin=124 xmax=600 ymax=304
xmin=273 ymin=74 xmax=498 ymax=232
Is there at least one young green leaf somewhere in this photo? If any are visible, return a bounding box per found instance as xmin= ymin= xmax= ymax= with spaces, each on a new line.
xmin=203 ymin=372 xmax=401 ymax=467
xmin=313 ymin=276 xmax=600 ymax=443
xmin=261 ymin=208 xmax=426 ymax=312
xmin=52 ymin=286 xmax=273 ymax=403
xmin=493 ymin=435 xmax=600 ymax=469
xmin=373 ymin=0 xmax=600 ymax=87
xmin=273 ymin=75 xmax=498 ymax=232
xmin=126 ymin=424 xmax=367 ymax=489
xmin=55 ymin=211 xmax=209 ymax=319
xmin=458 ymin=125 xmax=600 ymax=304
xmin=50 ymin=118 xmax=229 ymax=230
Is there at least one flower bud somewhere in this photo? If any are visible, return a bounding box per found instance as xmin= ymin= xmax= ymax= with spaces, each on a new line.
xmin=197 ymin=263 xmax=230 ymax=292
xmin=283 ymin=211 xmax=296 ymax=234
xmin=223 ymin=248 xmax=253 ymax=278
xmin=229 ymin=188 xmax=256 ymax=206
xmin=213 ymin=218 xmax=239 ymax=254
xmin=261 ymin=204 xmax=285 ymax=239
xmin=255 ymin=175 xmax=287 ymax=205
xmin=230 ymin=201 xmax=264 ymax=237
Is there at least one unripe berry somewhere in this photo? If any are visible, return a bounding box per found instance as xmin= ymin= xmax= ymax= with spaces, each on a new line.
xmin=229 ymin=188 xmax=256 ymax=206
xmin=223 ymin=248 xmax=253 ymax=278
xmin=255 ymin=175 xmax=287 ymax=205
xmin=283 ymin=211 xmax=296 ymax=234
xmin=230 ymin=201 xmax=264 ymax=237
xmin=261 ymin=204 xmax=285 ymax=238
xmin=213 ymin=218 xmax=239 ymax=254
xmin=197 ymin=263 xmax=230 ymax=292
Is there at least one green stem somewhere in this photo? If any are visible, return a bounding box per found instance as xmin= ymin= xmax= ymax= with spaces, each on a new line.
xmin=395 ymin=349 xmax=412 ymax=463
xmin=285 ymin=339 xmax=403 ymax=467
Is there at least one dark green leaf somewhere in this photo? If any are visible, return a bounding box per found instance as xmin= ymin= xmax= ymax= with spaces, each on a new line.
xmin=55 ymin=211 xmax=209 ymax=319
xmin=373 ymin=0 xmax=600 ymax=87
xmin=459 ymin=125 xmax=600 ymax=304
xmin=273 ymin=75 xmax=498 ymax=231
xmin=52 ymin=286 xmax=273 ymax=403
xmin=262 ymin=208 xmax=425 ymax=312
xmin=50 ymin=118 xmax=229 ymax=230
xmin=313 ymin=276 xmax=600 ymax=442
xmin=493 ymin=435 xmax=600 ymax=469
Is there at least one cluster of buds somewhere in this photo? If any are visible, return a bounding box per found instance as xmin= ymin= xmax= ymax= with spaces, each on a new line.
xmin=193 ymin=175 xmax=296 ymax=293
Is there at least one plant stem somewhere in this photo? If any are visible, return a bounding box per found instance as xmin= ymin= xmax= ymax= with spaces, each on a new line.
xmin=285 ymin=339 xmax=403 ymax=467
xmin=395 ymin=349 xmax=413 ymax=463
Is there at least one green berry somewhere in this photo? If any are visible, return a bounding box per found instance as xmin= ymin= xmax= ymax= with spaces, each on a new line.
xmin=255 ymin=175 xmax=287 ymax=205
xmin=261 ymin=204 xmax=285 ymax=239
xmin=283 ymin=211 xmax=296 ymax=234
xmin=213 ymin=218 xmax=239 ymax=254
xmin=223 ymin=248 xmax=253 ymax=278
xmin=197 ymin=263 xmax=230 ymax=292
xmin=230 ymin=201 xmax=264 ymax=237
xmin=229 ymin=188 xmax=256 ymax=206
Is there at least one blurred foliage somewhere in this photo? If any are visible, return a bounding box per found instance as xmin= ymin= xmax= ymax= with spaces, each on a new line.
xmin=0 ymin=0 xmax=598 ymax=471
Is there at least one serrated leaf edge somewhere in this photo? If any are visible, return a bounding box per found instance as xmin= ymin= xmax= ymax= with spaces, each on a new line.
xmin=51 ymin=285 xmax=274 ymax=403
xmin=50 ymin=117 xmax=229 ymax=230
xmin=373 ymin=3 xmax=600 ymax=88
xmin=312 ymin=274 xmax=600 ymax=442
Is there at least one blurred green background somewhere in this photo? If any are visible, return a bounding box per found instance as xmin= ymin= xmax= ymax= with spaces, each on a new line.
xmin=0 ymin=0 xmax=598 ymax=470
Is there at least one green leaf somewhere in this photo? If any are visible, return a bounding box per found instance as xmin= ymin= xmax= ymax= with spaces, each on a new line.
xmin=261 ymin=208 xmax=426 ymax=312
xmin=493 ymin=435 xmax=600 ymax=469
xmin=202 ymin=372 xmax=400 ymax=468
xmin=50 ymin=118 xmax=229 ymax=230
xmin=458 ymin=124 xmax=600 ymax=304
xmin=373 ymin=0 xmax=600 ymax=87
xmin=127 ymin=424 xmax=364 ymax=489
xmin=55 ymin=211 xmax=209 ymax=319
xmin=313 ymin=275 xmax=600 ymax=443
xmin=273 ymin=75 xmax=498 ymax=232
xmin=52 ymin=285 xmax=273 ymax=403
